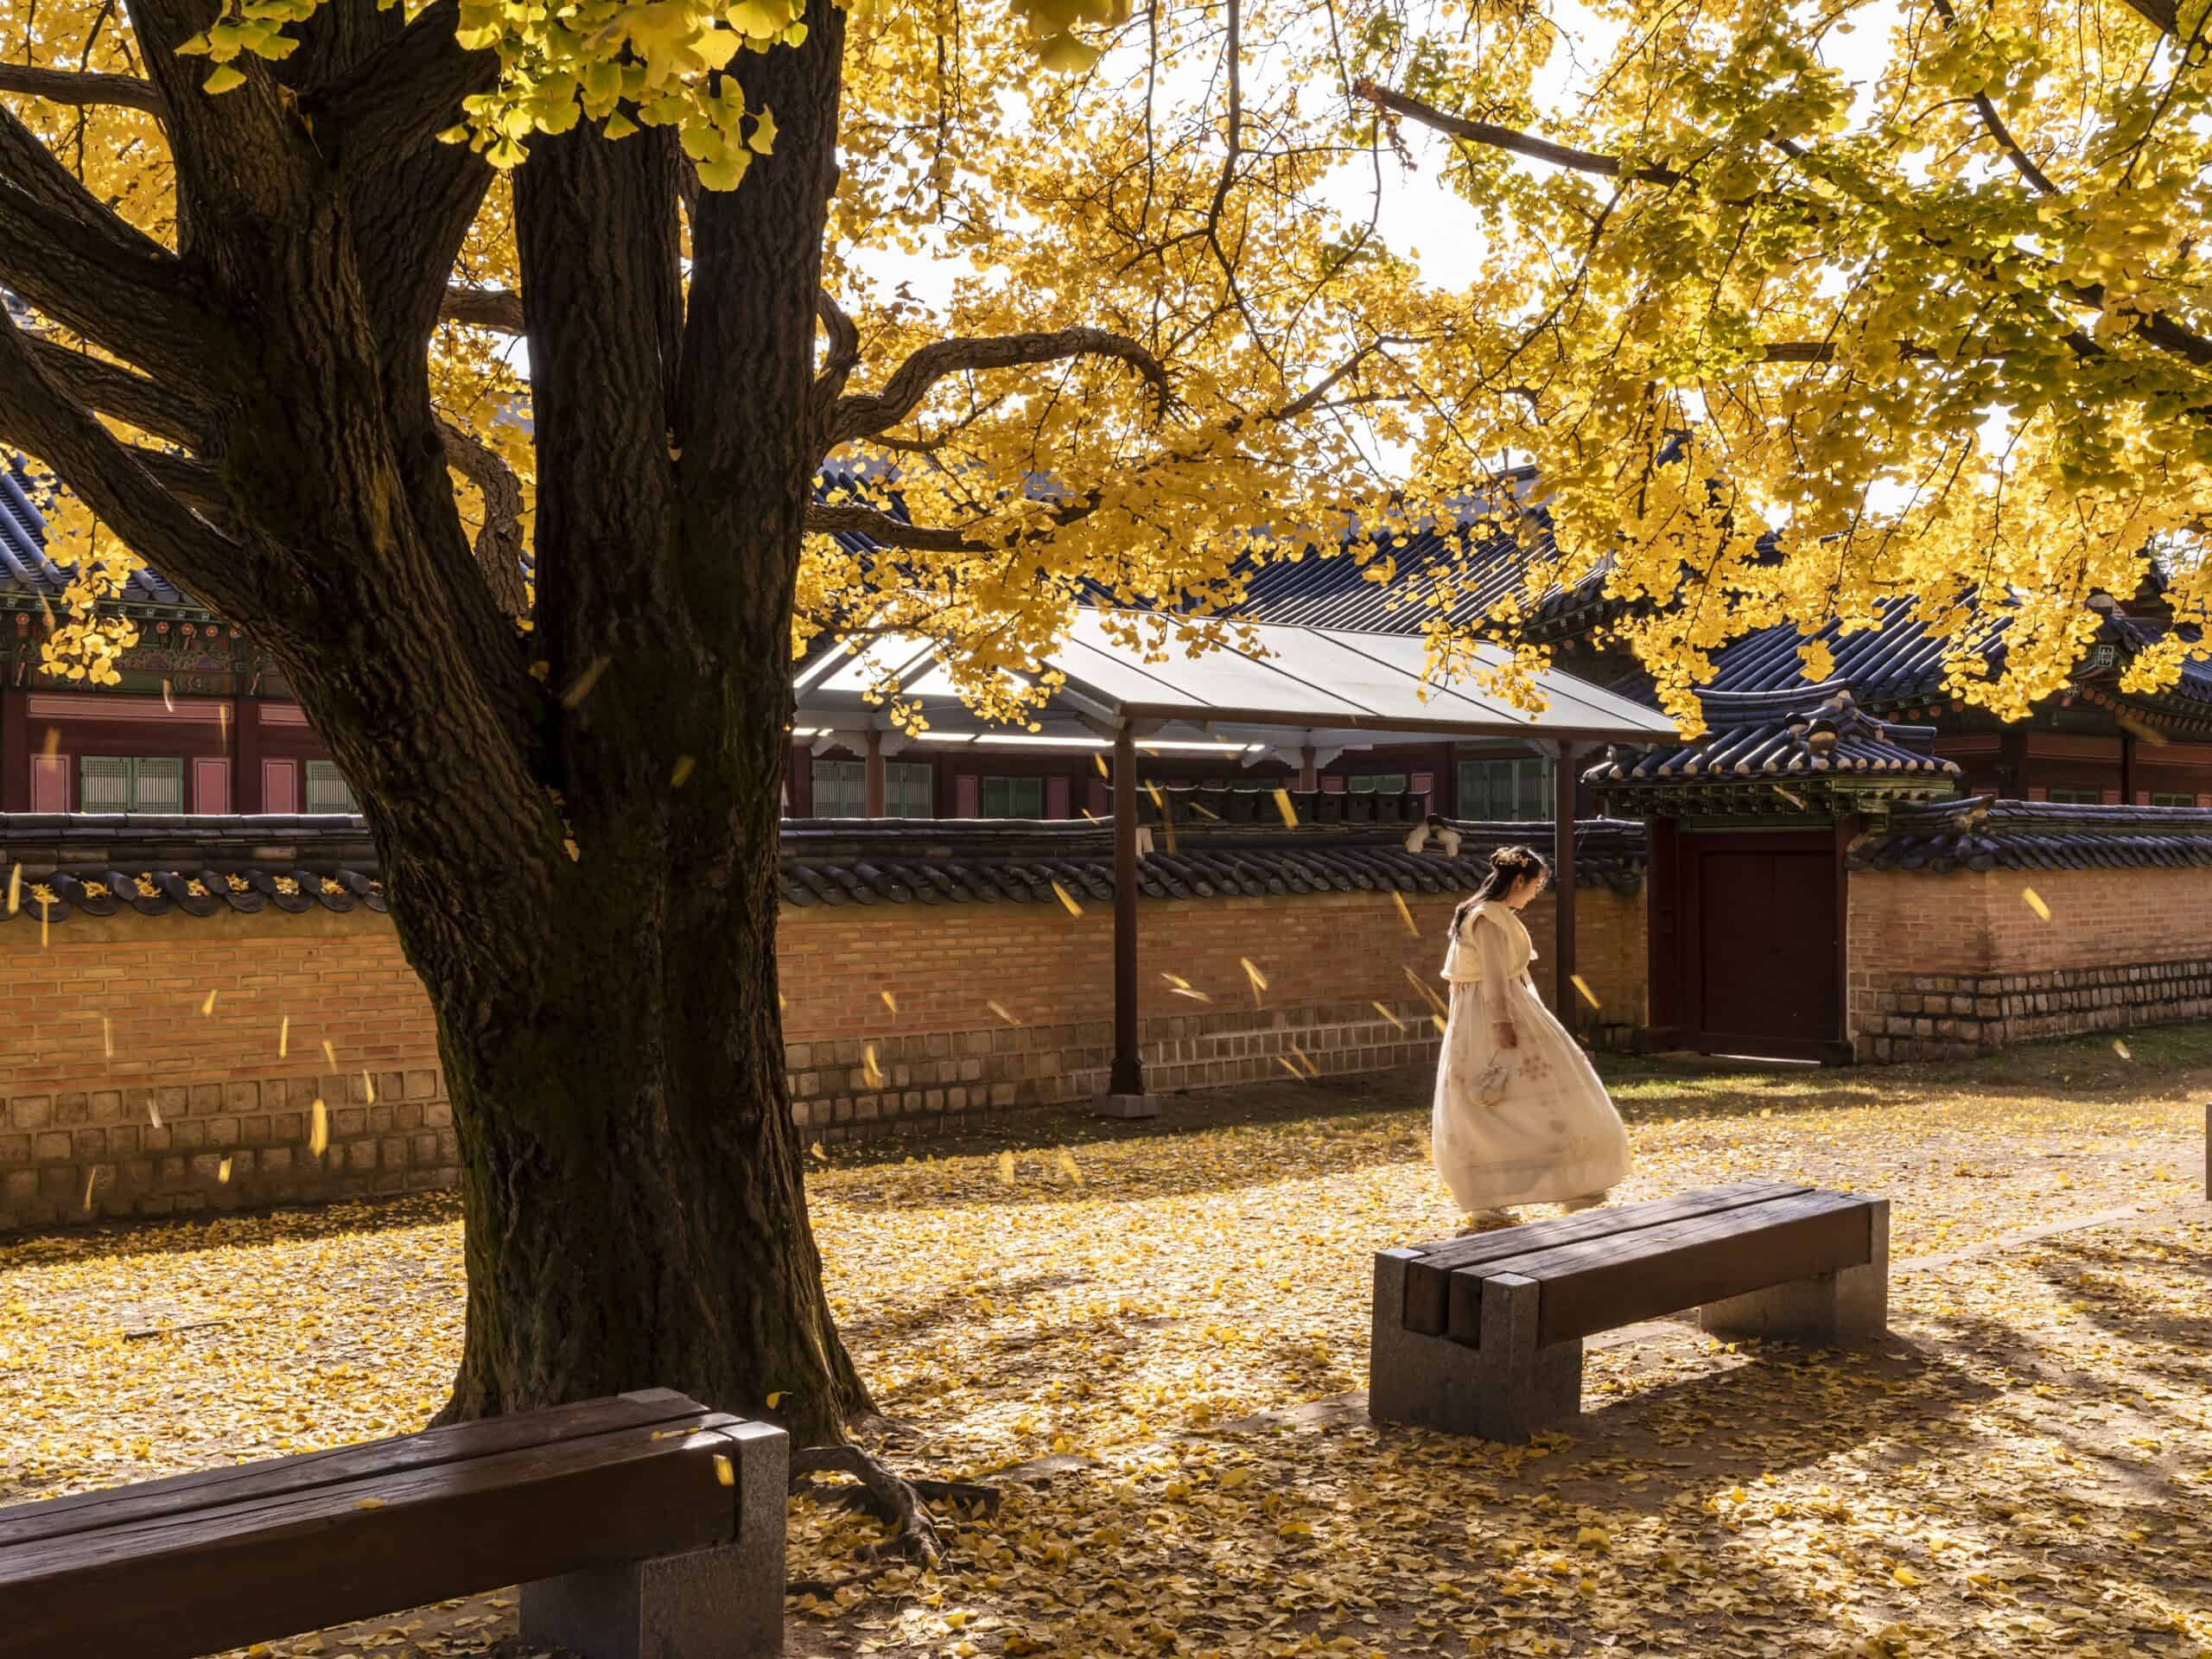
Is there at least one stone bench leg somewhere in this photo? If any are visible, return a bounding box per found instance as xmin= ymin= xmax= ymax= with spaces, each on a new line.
xmin=1370 ymin=1254 xmax=1580 ymax=1442
xmin=1700 ymin=1199 xmax=1890 ymax=1346
xmin=522 ymin=1420 xmax=787 ymax=1659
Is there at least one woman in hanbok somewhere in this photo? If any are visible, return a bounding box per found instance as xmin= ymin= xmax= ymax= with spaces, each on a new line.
xmin=1432 ymin=845 xmax=1630 ymax=1232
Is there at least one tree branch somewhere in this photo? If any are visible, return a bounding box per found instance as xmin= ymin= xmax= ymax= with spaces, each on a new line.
xmin=0 ymin=177 xmax=207 ymax=379
xmin=812 ymin=286 xmax=861 ymax=417
xmin=1927 ymin=0 xmax=2059 ymax=196
xmin=808 ymin=499 xmax=1011 ymax=552
xmin=302 ymin=0 xmax=498 ymax=178
xmin=1353 ymin=79 xmax=1681 ymax=185
xmin=28 ymin=336 xmax=208 ymax=447
xmin=829 ymin=327 xmax=1174 ymax=451
xmin=441 ymin=283 xmax=526 ymax=334
xmin=2112 ymin=0 xmax=2177 ymax=33
xmin=439 ymin=417 xmax=530 ymax=615
xmin=0 ymin=302 xmax=235 ymax=582
xmin=0 ymin=64 xmax=164 ymax=117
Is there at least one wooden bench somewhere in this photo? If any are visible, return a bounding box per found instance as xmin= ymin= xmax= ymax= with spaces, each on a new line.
xmin=0 ymin=1388 xmax=785 ymax=1659
xmin=1371 ymin=1181 xmax=1889 ymax=1441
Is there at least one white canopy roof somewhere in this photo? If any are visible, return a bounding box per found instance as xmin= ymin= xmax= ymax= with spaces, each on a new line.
xmin=793 ymin=611 xmax=1678 ymax=758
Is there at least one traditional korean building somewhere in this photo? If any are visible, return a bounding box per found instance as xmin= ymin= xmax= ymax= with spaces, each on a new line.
xmin=1 ymin=462 xmax=348 ymax=815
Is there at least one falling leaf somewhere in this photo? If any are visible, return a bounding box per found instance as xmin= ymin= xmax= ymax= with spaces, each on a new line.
xmin=1170 ymin=987 xmax=1213 ymax=1003
xmin=1371 ymin=1000 xmax=1406 ymax=1031
xmin=1391 ymin=892 xmax=1419 ymax=936
xmin=1056 ymin=1148 xmax=1083 ymax=1186
xmin=147 ymin=1097 xmax=162 ymax=1130
xmin=880 ymin=989 xmax=899 ymax=1014
xmin=279 ymin=1015 xmax=289 ymax=1058
xmin=713 ymin=1453 xmax=735 ymax=1487
xmin=1161 ymin=972 xmax=1192 ymax=989
xmin=765 ymin=1391 xmax=785 ymax=1408
xmin=81 ymin=1167 xmax=94 ymax=1212
xmin=671 ymin=755 xmax=696 ymax=787
xmin=322 ymin=1039 xmax=338 ymax=1067
xmin=558 ymin=655 xmax=613 ymax=709
xmin=1432 ymin=1014 xmax=1446 ymax=1033
xmin=353 ymin=1497 xmax=385 ymax=1511
xmin=1144 ymin=781 xmax=1164 ymax=810
xmin=100 ymin=1016 xmax=112 ymax=1059
xmin=861 ymin=1045 xmax=885 ymax=1088
xmin=2022 ymin=887 xmax=2051 ymax=920
xmin=1240 ymin=958 xmax=1269 ymax=1004
xmin=1402 ymin=964 xmax=1447 ymax=1014
xmin=361 ymin=1071 xmax=376 ymax=1104
xmin=1570 ymin=974 xmax=1601 ymax=1010
xmin=1094 ymin=753 xmax=1109 ymax=779
xmin=308 ymin=1099 xmax=329 ymax=1157
xmin=217 ymin=1157 xmax=232 ymax=1185
xmin=201 ymin=988 xmax=219 ymax=1016
xmin=995 ymin=1150 xmax=1016 ymax=1185
xmin=810 ymin=1142 xmax=827 ymax=1160
xmin=1279 ymin=1057 xmax=1305 ymax=1081
xmin=4 ymin=864 xmax=16 ymax=917
xmin=1772 ymin=785 xmax=1808 ymax=810
xmin=987 ymin=1000 xmax=1022 ymax=1026
xmin=1051 ymin=880 xmax=1084 ymax=918
xmin=2113 ymin=1038 xmax=2132 ymax=1060
xmin=1188 ymin=800 xmax=1219 ymax=820
xmin=161 ymin=678 xmax=175 ymax=713
xmin=40 ymin=728 xmax=57 ymax=760
xmin=1272 ymin=788 xmax=1298 ymax=828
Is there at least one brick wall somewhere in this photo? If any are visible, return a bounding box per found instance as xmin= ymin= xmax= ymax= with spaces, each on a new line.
xmin=778 ymin=884 xmax=1649 ymax=1138
xmin=0 ymin=908 xmax=457 ymax=1230
xmin=1848 ymin=865 xmax=2212 ymax=1059
xmin=0 ymin=882 xmax=1649 ymax=1228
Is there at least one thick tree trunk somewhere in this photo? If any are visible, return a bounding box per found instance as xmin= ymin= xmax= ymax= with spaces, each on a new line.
xmin=413 ymin=679 xmax=870 ymax=1446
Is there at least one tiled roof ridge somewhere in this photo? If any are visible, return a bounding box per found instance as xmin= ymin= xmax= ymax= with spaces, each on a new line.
xmin=0 ymin=812 xmax=1648 ymax=928
xmin=779 ymin=814 xmax=1646 ymax=907
xmin=1586 ymin=683 xmax=1958 ymax=788
xmin=1850 ymin=797 xmax=2212 ymax=874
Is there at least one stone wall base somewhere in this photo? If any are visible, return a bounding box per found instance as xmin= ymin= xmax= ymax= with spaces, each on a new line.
xmin=1 ymin=1068 xmax=460 ymax=1232
xmin=1854 ymin=958 xmax=2212 ymax=1062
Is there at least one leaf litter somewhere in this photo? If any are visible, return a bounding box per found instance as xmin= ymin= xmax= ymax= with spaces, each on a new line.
xmin=0 ymin=1033 xmax=2209 ymax=1656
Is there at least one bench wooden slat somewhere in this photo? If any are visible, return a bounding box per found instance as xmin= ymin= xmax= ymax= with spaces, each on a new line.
xmin=0 ymin=1388 xmax=709 ymax=1550
xmin=1402 ymin=1182 xmax=1807 ymax=1335
xmin=0 ymin=1414 xmax=753 ymax=1659
xmin=1443 ymin=1190 xmax=1874 ymax=1348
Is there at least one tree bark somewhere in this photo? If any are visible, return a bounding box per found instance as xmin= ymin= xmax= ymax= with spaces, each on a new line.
xmin=1 ymin=0 xmax=875 ymax=1450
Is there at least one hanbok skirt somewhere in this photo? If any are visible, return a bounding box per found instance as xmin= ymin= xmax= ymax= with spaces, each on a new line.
xmin=1431 ymin=971 xmax=1631 ymax=1212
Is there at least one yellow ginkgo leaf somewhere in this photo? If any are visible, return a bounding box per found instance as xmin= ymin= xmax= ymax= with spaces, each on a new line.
xmin=995 ymin=1151 xmax=1016 ymax=1185
xmin=203 ymin=63 xmax=248 ymax=94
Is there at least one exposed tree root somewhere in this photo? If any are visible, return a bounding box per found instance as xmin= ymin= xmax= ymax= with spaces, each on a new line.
xmin=789 ymin=1442 xmax=1000 ymax=1568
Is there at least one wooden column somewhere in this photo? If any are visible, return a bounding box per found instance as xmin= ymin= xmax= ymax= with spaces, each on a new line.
xmin=1553 ymin=743 xmax=1579 ymax=1026
xmin=862 ymin=728 xmax=886 ymax=818
xmin=233 ymin=696 xmax=264 ymax=813
xmin=1297 ymin=745 xmax=1318 ymax=791
xmin=1998 ymin=727 xmax=2027 ymax=799
xmin=1109 ymin=721 xmax=1147 ymax=1099
xmin=2120 ymin=727 xmax=2137 ymax=805
xmin=0 ymin=685 xmax=22 ymax=811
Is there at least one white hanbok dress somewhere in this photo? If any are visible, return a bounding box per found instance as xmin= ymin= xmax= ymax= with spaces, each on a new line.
xmin=1431 ymin=899 xmax=1631 ymax=1212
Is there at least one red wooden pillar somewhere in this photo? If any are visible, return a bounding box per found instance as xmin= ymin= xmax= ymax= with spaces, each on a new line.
xmin=232 ymin=696 xmax=264 ymax=812
xmin=1553 ymin=743 xmax=1579 ymax=1025
xmin=0 ymin=685 xmax=23 ymax=811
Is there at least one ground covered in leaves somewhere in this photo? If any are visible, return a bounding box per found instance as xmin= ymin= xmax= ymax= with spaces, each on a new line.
xmin=3 ymin=1030 xmax=2210 ymax=1656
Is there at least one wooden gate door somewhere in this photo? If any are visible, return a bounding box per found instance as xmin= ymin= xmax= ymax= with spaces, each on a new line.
xmin=1678 ymin=830 xmax=1846 ymax=1062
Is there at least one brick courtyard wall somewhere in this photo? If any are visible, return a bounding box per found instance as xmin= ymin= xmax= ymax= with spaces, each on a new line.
xmin=0 ymin=907 xmax=456 ymax=1230
xmin=777 ymin=884 xmax=1649 ymax=1138
xmin=1848 ymin=865 xmax=2212 ymax=1060
xmin=0 ymin=882 xmax=1648 ymax=1229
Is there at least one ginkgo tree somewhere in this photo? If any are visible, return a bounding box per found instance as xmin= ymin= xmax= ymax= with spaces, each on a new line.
xmin=0 ymin=0 xmax=1434 ymax=1530
xmin=1355 ymin=0 xmax=2212 ymax=727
